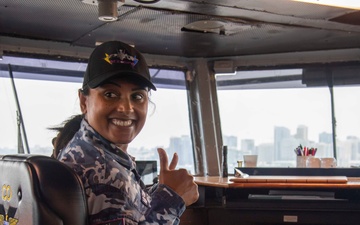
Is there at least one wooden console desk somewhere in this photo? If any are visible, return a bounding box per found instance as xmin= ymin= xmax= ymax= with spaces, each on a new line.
xmin=180 ymin=174 xmax=360 ymax=225
xmin=195 ymin=176 xmax=360 ymax=188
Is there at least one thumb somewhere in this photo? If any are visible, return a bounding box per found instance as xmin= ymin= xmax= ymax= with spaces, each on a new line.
xmin=157 ymin=148 xmax=169 ymax=172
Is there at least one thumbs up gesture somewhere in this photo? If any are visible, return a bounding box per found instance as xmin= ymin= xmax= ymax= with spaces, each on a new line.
xmin=157 ymin=148 xmax=199 ymax=206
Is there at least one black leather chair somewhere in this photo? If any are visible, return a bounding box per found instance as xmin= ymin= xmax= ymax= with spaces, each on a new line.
xmin=0 ymin=154 xmax=88 ymax=225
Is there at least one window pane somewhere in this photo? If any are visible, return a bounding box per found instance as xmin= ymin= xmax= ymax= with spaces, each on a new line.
xmin=0 ymin=77 xmax=81 ymax=155
xmin=129 ymin=76 xmax=194 ymax=173
xmin=1 ymin=58 xmax=194 ymax=173
xmin=215 ymin=69 xmax=354 ymax=169
xmin=334 ymin=86 xmax=360 ymax=167
xmin=0 ymin=76 xmax=19 ymax=154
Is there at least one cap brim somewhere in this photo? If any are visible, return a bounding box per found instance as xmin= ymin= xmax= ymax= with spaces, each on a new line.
xmin=86 ymin=70 xmax=156 ymax=91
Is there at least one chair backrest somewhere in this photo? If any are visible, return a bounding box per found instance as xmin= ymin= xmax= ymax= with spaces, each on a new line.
xmin=0 ymin=154 xmax=88 ymax=225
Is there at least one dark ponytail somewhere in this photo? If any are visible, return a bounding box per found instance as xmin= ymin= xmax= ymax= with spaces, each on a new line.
xmin=49 ymin=114 xmax=84 ymax=158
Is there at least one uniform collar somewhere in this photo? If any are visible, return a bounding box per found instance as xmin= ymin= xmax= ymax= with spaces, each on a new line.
xmin=80 ymin=119 xmax=135 ymax=170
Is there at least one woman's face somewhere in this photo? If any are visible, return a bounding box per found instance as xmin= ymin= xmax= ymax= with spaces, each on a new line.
xmin=79 ymin=78 xmax=149 ymax=146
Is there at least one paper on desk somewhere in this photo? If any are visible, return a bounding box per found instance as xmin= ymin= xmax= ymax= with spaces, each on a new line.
xmin=230 ymin=176 xmax=348 ymax=183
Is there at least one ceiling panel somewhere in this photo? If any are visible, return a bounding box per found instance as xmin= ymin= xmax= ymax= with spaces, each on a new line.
xmin=1 ymin=0 xmax=360 ymax=59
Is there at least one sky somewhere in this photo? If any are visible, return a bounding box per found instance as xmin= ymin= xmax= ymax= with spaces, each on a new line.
xmin=0 ymin=77 xmax=191 ymax=151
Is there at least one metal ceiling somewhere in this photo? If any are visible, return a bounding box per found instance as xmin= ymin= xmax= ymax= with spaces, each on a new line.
xmin=1 ymin=0 xmax=360 ymax=61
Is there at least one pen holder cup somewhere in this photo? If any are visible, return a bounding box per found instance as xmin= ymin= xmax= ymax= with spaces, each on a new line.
xmin=296 ymin=156 xmax=312 ymax=168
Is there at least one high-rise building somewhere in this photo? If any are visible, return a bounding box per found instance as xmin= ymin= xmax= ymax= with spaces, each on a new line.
xmin=169 ymin=135 xmax=192 ymax=166
xmin=241 ymin=139 xmax=255 ymax=152
xmin=295 ymin=125 xmax=308 ymax=141
xmin=319 ymin=132 xmax=332 ymax=144
xmin=223 ymin=135 xmax=238 ymax=148
xmin=274 ymin=126 xmax=291 ymax=161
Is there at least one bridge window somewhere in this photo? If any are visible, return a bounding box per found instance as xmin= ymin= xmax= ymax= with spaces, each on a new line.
xmin=216 ymin=68 xmax=360 ymax=168
xmin=0 ymin=56 xmax=194 ymax=172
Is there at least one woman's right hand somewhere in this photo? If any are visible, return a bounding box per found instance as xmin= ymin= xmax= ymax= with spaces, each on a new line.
xmin=157 ymin=148 xmax=199 ymax=206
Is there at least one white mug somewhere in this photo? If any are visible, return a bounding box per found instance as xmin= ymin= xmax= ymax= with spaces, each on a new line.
xmin=243 ymin=155 xmax=258 ymax=167
xmin=320 ymin=157 xmax=337 ymax=168
xmin=306 ymin=157 xmax=320 ymax=168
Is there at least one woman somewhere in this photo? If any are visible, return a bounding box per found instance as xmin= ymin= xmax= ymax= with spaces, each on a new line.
xmin=56 ymin=41 xmax=199 ymax=225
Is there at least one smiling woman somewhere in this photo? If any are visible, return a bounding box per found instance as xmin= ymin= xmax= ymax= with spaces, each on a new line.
xmin=78 ymin=78 xmax=150 ymax=151
xmin=53 ymin=41 xmax=199 ymax=225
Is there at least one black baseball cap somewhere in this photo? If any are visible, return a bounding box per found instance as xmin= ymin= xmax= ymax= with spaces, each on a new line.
xmin=82 ymin=41 xmax=156 ymax=90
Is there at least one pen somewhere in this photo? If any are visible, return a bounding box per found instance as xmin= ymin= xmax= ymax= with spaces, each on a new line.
xmin=294 ymin=145 xmax=317 ymax=156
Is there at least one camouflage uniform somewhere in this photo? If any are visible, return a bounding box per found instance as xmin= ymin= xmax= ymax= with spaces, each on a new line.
xmin=57 ymin=119 xmax=186 ymax=225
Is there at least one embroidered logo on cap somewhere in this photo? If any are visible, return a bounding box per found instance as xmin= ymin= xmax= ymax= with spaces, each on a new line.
xmin=103 ymin=49 xmax=139 ymax=67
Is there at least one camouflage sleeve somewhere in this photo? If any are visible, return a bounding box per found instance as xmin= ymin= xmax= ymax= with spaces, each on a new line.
xmin=141 ymin=184 xmax=186 ymax=225
xmin=146 ymin=182 xmax=158 ymax=194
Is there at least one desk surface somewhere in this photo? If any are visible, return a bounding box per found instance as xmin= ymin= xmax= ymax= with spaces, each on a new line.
xmin=194 ymin=176 xmax=360 ymax=189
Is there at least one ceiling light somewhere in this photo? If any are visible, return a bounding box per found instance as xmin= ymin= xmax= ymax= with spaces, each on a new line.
xmin=81 ymin=0 xmax=125 ymax=22
xmin=293 ymin=0 xmax=360 ymax=9
xmin=213 ymin=60 xmax=235 ymax=74
xmin=182 ymin=20 xmax=253 ymax=36
xmin=132 ymin=0 xmax=160 ymax=3
xmin=183 ymin=20 xmax=226 ymax=35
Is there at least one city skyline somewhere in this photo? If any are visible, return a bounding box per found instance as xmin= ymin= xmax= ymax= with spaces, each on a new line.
xmin=1 ymin=77 xmax=360 ymax=170
xmin=3 ymin=124 xmax=358 ymax=170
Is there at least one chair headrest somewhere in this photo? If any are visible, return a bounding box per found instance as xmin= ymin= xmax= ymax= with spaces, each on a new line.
xmin=0 ymin=154 xmax=88 ymax=225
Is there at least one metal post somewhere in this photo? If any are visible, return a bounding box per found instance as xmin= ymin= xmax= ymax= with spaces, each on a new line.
xmin=8 ymin=64 xmax=30 ymax=154
xmin=326 ymin=68 xmax=337 ymax=159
